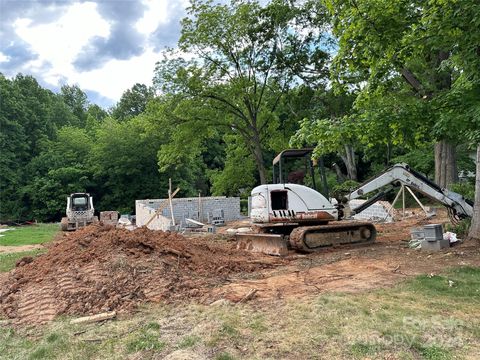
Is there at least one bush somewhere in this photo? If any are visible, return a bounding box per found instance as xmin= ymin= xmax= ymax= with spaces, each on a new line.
xmin=331 ymin=180 xmax=360 ymax=199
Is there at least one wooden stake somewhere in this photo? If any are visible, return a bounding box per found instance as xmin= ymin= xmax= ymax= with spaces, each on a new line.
xmin=384 ymin=186 xmax=403 ymax=221
xmin=169 ymin=178 xmax=175 ymax=226
xmin=198 ymin=192 xmax=201 ymax=221
xmin=144 ymin=188 xmax=180 ymax=228
xmin=405 ymin=186 xmax=430 ymax=216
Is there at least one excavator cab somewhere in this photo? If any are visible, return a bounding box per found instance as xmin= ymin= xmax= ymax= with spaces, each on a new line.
xmin=272 ymin=148 xmax=330 ymax=197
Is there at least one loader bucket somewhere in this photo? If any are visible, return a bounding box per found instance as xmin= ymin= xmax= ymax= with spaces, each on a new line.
xmin=236 ymin=233 xmax=288 ymax=256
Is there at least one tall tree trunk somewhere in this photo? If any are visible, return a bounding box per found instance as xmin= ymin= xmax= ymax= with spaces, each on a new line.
xmin=332 ymin=163 xmax=347 ymax=183
xmin=468 ymin=145 xmax=480 ymax=242
xmin=434 ymin=140 xmax=458 ymax=188
xmin=340 ymin=145 xmax=358 ymax=181
xmin=250 ymin=133 xmax=267 ymax=184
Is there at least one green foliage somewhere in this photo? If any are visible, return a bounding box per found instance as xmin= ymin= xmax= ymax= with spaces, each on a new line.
xmin=331 ymin=179 xmax=360 ymax=199
xmin=91 ymin=116 xmax=170 ymax=213
xmin=111 ymin=83 xmax=154 ymax=121
xmin=449 ymin=182 xmax=475 ymax=201
xmin=23 ymin=127 xmax=95 ymax=221
xmin=391 ymin=148 xmax=435 ymax=178
xmin=154 ymin=0 xmax=331 ymax=183
xmin=445 ymin=219 xmax=471 ymax=238
xmin=209 ymin=136 xmax=256 ymax=197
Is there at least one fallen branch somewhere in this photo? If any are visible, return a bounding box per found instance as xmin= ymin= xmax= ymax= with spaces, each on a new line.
xmin=236 ymin=288 xmax=258 ymax=304
xmin=70 ymin=311 xmax=116 ymax=325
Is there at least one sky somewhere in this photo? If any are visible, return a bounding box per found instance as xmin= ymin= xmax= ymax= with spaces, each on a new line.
xmin=0 ymin=0 xmax=189 ymax=108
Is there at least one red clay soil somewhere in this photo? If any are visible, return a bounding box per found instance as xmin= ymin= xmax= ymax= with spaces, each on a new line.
xmin=0 ymin=225 xmax=283 ymax=325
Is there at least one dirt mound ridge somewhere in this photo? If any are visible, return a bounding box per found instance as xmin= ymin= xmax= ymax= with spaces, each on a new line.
xmin=0 ymin=225 xmax=279 ymax=325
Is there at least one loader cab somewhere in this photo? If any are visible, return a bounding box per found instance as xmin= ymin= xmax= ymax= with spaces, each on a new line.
xmin=71 ymin=194 xmax=89 ymax=211
xmin=67 ymin=193 xmax=93 ymax=212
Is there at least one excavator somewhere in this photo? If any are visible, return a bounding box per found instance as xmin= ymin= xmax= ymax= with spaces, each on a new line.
xmin=237 ymin=149 xmax=474 ymax=256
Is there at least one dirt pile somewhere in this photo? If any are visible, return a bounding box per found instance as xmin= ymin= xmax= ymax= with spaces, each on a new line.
xmin=0 ymin=225 xmax=281 ymax=325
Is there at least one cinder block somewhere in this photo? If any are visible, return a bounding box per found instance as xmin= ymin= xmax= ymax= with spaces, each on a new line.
xmin=421 ymin=239 xmax=449 ymax=251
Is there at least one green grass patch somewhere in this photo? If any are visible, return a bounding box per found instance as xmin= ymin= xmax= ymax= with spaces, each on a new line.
xmin=215 ymin=352 xmax=235 ymax=360
xmin=0 ymin=223 xmax=58 ymax=246
xmin=126 ymin=323 xmax=165 ymax=353
xmin=177 ymin=335 xmax=200 ymax=349
xmin=402 ymin=266 xmax=480 ymax=300
xmin=0 ymin=249 xmax=46 ymax=272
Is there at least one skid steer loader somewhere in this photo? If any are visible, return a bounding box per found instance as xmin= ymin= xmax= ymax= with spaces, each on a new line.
xmin=60 ymin=193 xmax=98 ymax=231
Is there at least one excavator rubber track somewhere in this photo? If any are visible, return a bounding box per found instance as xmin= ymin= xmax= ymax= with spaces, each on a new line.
xmin=289 ymin=222 xmax=376 ymax=252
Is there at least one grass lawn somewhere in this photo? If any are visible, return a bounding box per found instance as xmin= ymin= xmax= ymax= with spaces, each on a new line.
xmin=1 ymin=266 xmax=479 ymax=359
xmin=0 ymin=249 xmax=47 ymax=272
xmin=0 ymin=223 xmax=58 ymax=246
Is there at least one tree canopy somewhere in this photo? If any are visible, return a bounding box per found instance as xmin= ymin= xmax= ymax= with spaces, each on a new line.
xmin=0 ymin=0 xmax=478 ymax=239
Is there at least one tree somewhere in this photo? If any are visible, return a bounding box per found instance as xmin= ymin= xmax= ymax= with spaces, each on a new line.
xmin=291 ymin=88 xmax=360 ymax=180
xmin=0 ymin=74 xmax=61 ymax=220
xmin=60 ymin=84 xmax=89 ymax=128
xmin=470 ymin=146 xmax=480 ymax=242
xmin=208 ymin=134 xmax=256 ymax=196
xmin=23 ymin=127 xmax=94 ymax=221
xmin=111 ymin=83 xmax=155 ymax=121
xmin=154 ymin=0 xmax=330 ymax=184
xmin=325 ymin=0 xmax=480 ymax=237
xmin=324 ymin=0 xmax=480 ymax=187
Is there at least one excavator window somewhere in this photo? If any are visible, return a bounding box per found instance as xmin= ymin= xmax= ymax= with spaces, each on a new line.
xmin=271 ymin=191 xmax=288 ymax=210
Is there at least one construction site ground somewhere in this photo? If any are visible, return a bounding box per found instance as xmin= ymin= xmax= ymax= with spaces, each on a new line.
xmin=1 ymin=209 xmax=479 ymax=359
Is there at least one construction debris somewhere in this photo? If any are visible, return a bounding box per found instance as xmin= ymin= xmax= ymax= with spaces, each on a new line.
xmin=99 ymin=211 xmax=119 ymax=226
xmin=70 ymin=311 xmax=116 ymax=325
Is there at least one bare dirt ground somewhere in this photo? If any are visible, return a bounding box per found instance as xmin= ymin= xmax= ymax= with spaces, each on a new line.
xmin=0 ymin=244 xmax=44 ymax=254
xmin=1 ymin=209 xmax=478 ymax=326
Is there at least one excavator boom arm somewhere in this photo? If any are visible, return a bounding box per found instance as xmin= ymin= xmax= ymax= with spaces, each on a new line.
xmin=346 ymin=164 xmax=473 ymax=219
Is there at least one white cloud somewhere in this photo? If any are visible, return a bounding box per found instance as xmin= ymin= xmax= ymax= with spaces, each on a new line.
xmin=136 ymin=0 xmax=170 ymax=34
xmin=14 ymin=2 xmax=110 ymax=66
xmin=0 ymin=52 xmax=10 ymax=62
xmin=70 ymin=48 xmax=160 ymax=101
xmin=4 ymin=0 xmax=189 ymax=106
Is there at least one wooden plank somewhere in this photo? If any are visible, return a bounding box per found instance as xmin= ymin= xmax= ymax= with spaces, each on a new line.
xmin=70 ymin=311 xmax=116 ymax=325
xmin=144 ymin=188 xmax=180 ymax=228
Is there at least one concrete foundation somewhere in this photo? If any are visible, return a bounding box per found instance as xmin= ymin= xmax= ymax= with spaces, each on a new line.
xmin=136 ymin=196 xmax=241 ymax=231
xmin=349 ymin=199 xmax=395 ymax=222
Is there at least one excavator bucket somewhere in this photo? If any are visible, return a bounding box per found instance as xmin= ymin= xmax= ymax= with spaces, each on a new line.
xmin=236 ymin=233 xmax=289 ymax=256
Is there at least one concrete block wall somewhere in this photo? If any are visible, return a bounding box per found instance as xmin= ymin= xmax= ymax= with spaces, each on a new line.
xmin=136 ymin=196 xmax=241 ymax=229
xmin=349 ymin=199 xmax=395 ymax=222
